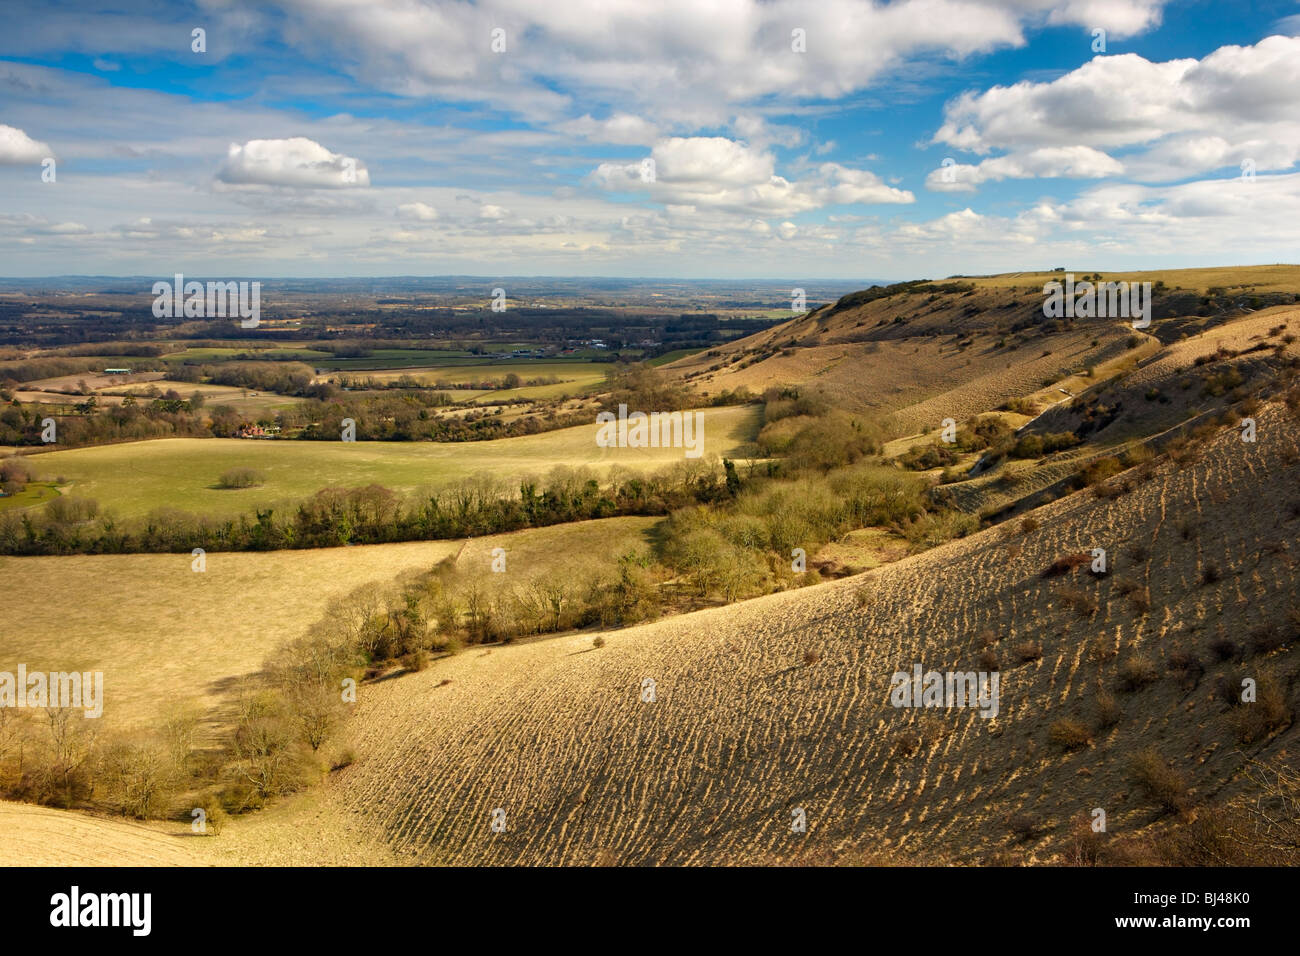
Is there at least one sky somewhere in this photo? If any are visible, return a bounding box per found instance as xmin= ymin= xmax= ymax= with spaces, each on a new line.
xmin=1 ymin=0 xmax=1299 ymax=280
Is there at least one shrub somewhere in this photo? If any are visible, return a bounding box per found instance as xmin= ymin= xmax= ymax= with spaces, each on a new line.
xmin=1008 ymin=813 xmax=1041 ymax=841
xmin=1095 ymin=689 xmax=1121 ymax=728
xmin=1201 ymin=562 xmax=1221 ymax=585
xmin=1079 ymin=457 xmax=1123 ymax=487
xmin=1118 ymin=654 xmax=1159 ymax=691
xmin=592 ymin=636 xmax=606 ymax=649
xmin=1087 ymin=637 xmax=1117 ymax=663
xmin=1166 ymin=648 xmax=1203 ymax=681
xmin=1013 ymin=641 xmax=1043 ymax=664
xmin=1041 ymin=552 xmax=1090 ymax=579
xmin=1020 ymin=516 xmax=1040 ymax=534
xmin=978 ymin=649 xmax=999 ymax=671
xmin=1129 ymin=748 xmax=1190 ymax=814
xmin=1249 ymin=624 xmax=1285 ymax=655
xmin=45 ymin=496 xmax=99 ymax=523
xmin=1062 ymin=812 xmax=1106 ymax=866
xmin=1058 ymin=585 xmax=1098 ymax=618
xmin=217 ymin=467 xmax=266 ymax=489
xmin=1049 ymin=718 xmax=1092 ymax=751
xmin=192 ymin=793 xmax=228 ymax=835
xmin=1209 ymin=637 xmax=1240 ymax=662
xmin=401 ymin=648 xmax=430 ymax=672
xmin=1227 ymin=673 xmax=1291 ymax=744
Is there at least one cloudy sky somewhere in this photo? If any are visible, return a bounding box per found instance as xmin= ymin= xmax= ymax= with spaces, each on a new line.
xmin=1 ymin=0 xmax=1299 ymax=279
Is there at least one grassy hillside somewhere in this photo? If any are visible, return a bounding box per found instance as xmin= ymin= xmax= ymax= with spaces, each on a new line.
xmin=14 ymin=405 xmax=759 ymax=520
xmin=5 ymin=399 xmax=1294 ymax=865
xmin=0 ymin=517 xmax=658 ymax=729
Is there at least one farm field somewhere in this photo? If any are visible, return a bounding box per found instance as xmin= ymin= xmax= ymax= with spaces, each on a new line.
xmin=323 ymin=360 xmax=610 ymax=402
xmin=14 ymin=405 xmax=760 ymax=519
xmin=102 ymin=380 xmax=310 ymax=417
xmin=162 ymin=346 xmax=335 ymax=363
xmin=0 ymin=516 xmax=659 ymax=729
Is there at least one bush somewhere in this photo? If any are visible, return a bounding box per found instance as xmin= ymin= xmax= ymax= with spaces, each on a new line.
xmin=592 ymin=636 xmax=606 ymax=649
xmin=1041 ymin=552 xmax=1091 ymax=578
xmin=1013 ymin=641 xmax=1042 ymax=664
xmin=1129 ymin=748 xmax=1190 ymax=814
xmin=45 ymin=496 xmax=99 ymax=523
xmin=1020 ymin=516 xmax=1040 ymax=534
xmin=1008 ymin=813 xmax=1041 ymax=841
xmin=1119 ymin=654 xmax=1160 ymax=691
xmin=1227 ymin=673 xmax=1291 ymax=744
xmin=1095 ymin=689 xmax=1121 ymax=728
xmin=1079 ymin=457 xmax=1123 ymax=487
xmin=191 ymin=793 xmax=228 ymax=835
xmin=1058 ymin=585 xmax=1098 ymax=618
xmin=1249 ymin=624 xmax=1286 ymax=655
xmin=1049 ymin=718 xmax=1092 ymax=751
xmin=1088 ymin=637 xmax=1117 ymax=663
xmin=217 ymin=467 xmax=266 ymax=489
xmin=1209 ymin=637 xmax=1240 ymax=662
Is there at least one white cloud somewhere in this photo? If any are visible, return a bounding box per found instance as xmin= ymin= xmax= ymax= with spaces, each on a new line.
xmin=217 ymin=137 xmax=371 ymax=188
xmin=927 ymin=145 xmax=1124 ymax=191
xmin=259 ymin=0 xmax=1169 ymax=126
xmin=592 ymin=137 xmax=912 ymax=215
xmin=1044 ymin=0 xmax=1164 ymax=38
xmin=0 ymin=124 xmax=52 ymax=164
xmin=933 ymin=36 xmax=1300 ymax=182
xmin=396 ymin=201 xmax=438 ymax=221
xmin=557 ymin=113 xmax=659 ymax=145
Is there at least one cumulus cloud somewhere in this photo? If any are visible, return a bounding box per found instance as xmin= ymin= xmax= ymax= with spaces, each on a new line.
xmin=593 ymin=137 xmax=912 ymax=215
xmin=396 ymin=201 xmax=438 ymax=221
xmin=927 ymin=146 xmax=1125 ymax=191
xmin=557 ymin=113 xmax=659 ymax=145
xmin=258 ymin=0 xmax=1169 ymax=125
xmin=217 ymin=137 xmax=370 ymax=188
xmin=932 ymin=36 xmax=1300 ymax=183
xmin=0 ymin=124 xmax=53 ymax=164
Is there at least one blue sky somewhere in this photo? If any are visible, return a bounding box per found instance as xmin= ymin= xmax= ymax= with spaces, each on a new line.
xmin=1 ymin=0 xmax=1299 ymax=279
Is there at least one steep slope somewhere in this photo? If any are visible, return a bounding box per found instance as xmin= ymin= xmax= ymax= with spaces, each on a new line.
xmin=264 ymin=401 xmax=1299 ymax=865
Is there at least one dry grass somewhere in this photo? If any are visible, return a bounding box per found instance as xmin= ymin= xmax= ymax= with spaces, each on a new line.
xmin=0 ymin=517 xmax=657 ymax=729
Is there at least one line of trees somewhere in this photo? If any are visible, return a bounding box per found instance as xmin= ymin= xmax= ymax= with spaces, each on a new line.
xmin=0 ymin=462 xmax=736 ymax=556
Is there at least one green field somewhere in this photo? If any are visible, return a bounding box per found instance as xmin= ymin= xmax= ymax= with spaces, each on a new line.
xmin=0 ymin=480 xmax=59 ymax=512
xmin=162 ymin=346 xmax=335 ymax=363
xmin=101 ymin=380 xmax=308 ymax=417
xmin=647 ymin=349 xmax=704 ymax=367
xmin=19 ymin=404 xmax=761 ymax=519
xmin=324 ymin=360 xmax=610 ymax=403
